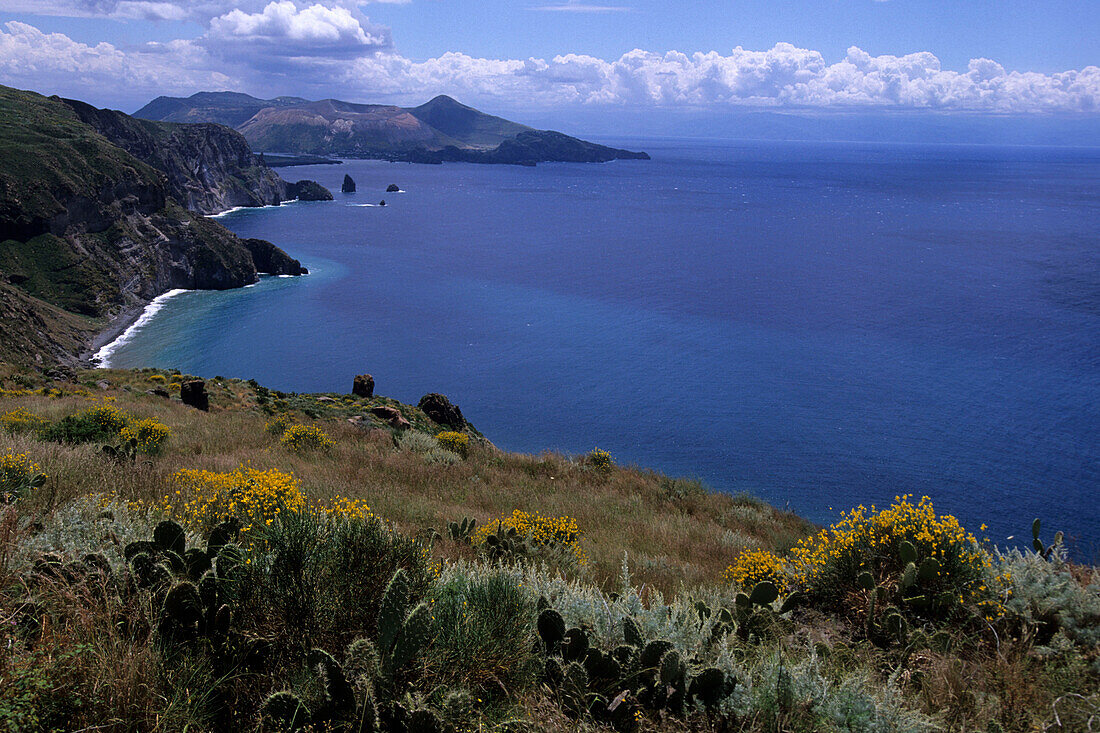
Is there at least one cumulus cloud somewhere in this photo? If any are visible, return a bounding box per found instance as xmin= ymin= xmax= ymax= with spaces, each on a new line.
xmin=205 ymin=1 xmax=390 ymax=62
xmin=0 ymin=15 xmax=1095 ymax=115
xmin=0 ymin=21 xmax=229 ymax=103
xmin=339 ymin=43 xmax=1099 ymax=114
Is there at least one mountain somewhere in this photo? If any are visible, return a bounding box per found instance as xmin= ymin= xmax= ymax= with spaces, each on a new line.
xmin=0 ymin=85 xmax=310 ymax=366
xmin=135 ymin=92 xmax=650 ymax=164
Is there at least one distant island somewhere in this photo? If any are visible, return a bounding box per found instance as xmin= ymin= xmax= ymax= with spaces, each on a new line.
xmin=135 ymin=92 xmax=651 ymax=166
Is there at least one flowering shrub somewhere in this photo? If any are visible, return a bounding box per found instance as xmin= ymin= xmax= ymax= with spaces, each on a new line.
xmin=40 ymin=403 xmax=130 ymax=444
xmin=148 ymin=374 xmax=167 ymax=384
xmin=789 ymin=495 xmax=988 ymax=614
xmin=725 ymin=548 xmax=790 ymax=594
xmin=264 ymin=414 xmax=292 ymax=437
xmin=280 ymin=424 xmax=334 ymax=452
xmin=160 ymin=465 xmax=374 ymax=538
xmin=472 ymin=509 xmax=589 ymax=567
xmin=583 ymin=447 xmax=613 ymax=472
xmin=435 ymin=431 xmax=469 ymax=458
xmin=119 ymin=418 xmax=171 ymax=455
xmin=0 ymin=408 xmax=47 ymax=435
xmin=1 ymin=453 xmax=45 ymax=502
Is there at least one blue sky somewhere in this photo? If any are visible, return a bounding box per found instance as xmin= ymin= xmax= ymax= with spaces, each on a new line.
xmin=0 ymin=0 xmax=1096 ymax=127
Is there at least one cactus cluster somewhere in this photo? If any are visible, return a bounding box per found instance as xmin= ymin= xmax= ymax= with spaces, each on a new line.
xmin=101 ymin=436 xmax=139 ymax=464
xmin=535 ymin=601 xmax=735 ymax=731
xmin=122 ymin=518 xmax=245 ymax=645
xmin=1031 ymin=518 xmax=1064 ymax=560
xmin=262 ymin=568 xmax=444 ymax=732
xmin=446 ymin=517 xmax=477 ymax=543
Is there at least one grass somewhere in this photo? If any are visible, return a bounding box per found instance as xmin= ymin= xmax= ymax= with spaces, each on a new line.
xmin=0 ymin=362 xmax=1095 ymax=732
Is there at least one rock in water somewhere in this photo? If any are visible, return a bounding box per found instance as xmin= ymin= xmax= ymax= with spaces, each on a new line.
xmin=181 ymin=379 xmax=209 ymax=411
xmin=378 ymin=200 xmax=386 ymax=207
xmin=342 ymin=174 xmax=356 ymax=193
xmin=286 ymin=180 xmax=334 ymax=201
xmin=386 ymin=183 xmax=400 ymax=192
xmin=418 ymin=393 xmax=465 ymax=429
xmin=352 ymin=374 xmax=374 ymax=398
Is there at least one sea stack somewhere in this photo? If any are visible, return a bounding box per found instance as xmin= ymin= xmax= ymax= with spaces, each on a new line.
xmin=342 ymin=174 xmax=356 ymax=193
xmin=386 ymin=183 xmax=400 ymax=192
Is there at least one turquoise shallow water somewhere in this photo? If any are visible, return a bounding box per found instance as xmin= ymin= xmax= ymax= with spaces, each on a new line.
xmin=102 ymin=139 xmax=1100 ymax=556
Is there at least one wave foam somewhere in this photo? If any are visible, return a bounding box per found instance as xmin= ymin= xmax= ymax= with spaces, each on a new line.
xmin=93 ymin=289 xmax=190 ymax=368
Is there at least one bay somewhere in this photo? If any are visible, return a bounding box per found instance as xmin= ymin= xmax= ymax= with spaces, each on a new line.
xmin=102 ymin=138 xmax=1100 ymax=555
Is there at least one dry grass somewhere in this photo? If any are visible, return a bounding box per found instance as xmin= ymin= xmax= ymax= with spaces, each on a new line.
xmin=0 ymin=367 xmax=813 ymax=592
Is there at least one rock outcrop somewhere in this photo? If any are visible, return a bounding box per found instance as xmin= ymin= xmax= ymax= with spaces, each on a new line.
xmin=352 ymin=374 xmax=374 ymax=398
xmin=180 ymin=379 xmax=209 ymax=411
xmin=241 ymin=239 xmax=307 ymax=276
xmin=287 ymin=180 xmax=334 ymax=201
xmin=386 ymin=183 xmax=400 ymax=192
xmin=342 ymin=174 xmax=356 ymax=193
xmin=370 ymin=405 xmax=410 ymax=430
xmin=418 ymin=393 xmax=466 ymax=429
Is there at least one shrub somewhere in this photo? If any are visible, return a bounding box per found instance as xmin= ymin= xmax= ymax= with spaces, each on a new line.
xmin=424 ymin=447 xmax=461 ymax=465
xmin=148 ymin=374 xmax=167 ymax=384
xmin=0 ymin=453 xmax=45 ymax=502
xmin=788 ymin=495 xmax=988 ymax=616
xmin=40 ymin=404 xmax=129 ymax=444
xmin=264 ymin=414 xmax=292 ymax=437
xmin=472 ymin=510 xmax=588 ymax=567
xmin=398 ymin=430 xmax=438 ymax=453
xmin=725 ymin=548 xmax=790 ymax=594
xmin=279 ymin=424 xmax=334 ymax=453
xmin=425 ymin=569 xmax=538 ymax=701
xmin=435 ymin=431 xmax=469 ymax=458
xmin=160 ymin=465 xmax=375 ymax=539
xmin=0 ymin=408 xmax=47 ymax=435
xmin=239 ymin=508 xmax=431 ymax=660
xmin=118 ymin=417 xmax=170 ymax=455
xmin=582 ymin=447 xmax=613 ymax=472
xmin=163 ymin=465 xmax=308 ymax=535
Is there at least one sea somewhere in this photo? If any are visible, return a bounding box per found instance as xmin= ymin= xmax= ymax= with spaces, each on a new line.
xmin=98 ymin=138 xmax=1100 ymax=556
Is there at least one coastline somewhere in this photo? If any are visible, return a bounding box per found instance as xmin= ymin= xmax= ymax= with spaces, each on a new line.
xmin=86 ymin=289 xmax=190 ymax=368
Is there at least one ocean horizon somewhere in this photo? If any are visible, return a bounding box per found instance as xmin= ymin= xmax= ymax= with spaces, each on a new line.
xmin=99 ymin=137 xmax=1100 ymax=558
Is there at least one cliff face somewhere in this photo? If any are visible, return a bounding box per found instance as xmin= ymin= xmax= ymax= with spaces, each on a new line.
xmin=63 ymin=99 xmax=287 ymax=215
xmin=0 ymin=85 xmax=307 ymax=366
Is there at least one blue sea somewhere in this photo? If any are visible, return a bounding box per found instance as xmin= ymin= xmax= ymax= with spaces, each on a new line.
xmin=101 ymin=139 xmax=1100 ymax=556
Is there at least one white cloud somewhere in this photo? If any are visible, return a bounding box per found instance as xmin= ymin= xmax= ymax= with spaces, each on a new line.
xmin=533 ymin=2 xmax=631 ymax=12
xmin=0 ymin=21 xmax=229 ymax=103
xmin=0 ymin=16 xmax=1095 ymax=116
xmin=206 ymin=1 xmax=389 ymax=57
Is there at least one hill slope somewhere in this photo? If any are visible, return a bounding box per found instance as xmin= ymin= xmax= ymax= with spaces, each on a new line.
xmin=136 ymin=91 xmax=650 ymax=164
xmin=0 ymin=85 xmax=308 ymax=366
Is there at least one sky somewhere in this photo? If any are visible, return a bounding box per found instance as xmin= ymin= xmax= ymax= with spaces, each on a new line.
xmin=0 ymin=0 xmax=1097 ymax=133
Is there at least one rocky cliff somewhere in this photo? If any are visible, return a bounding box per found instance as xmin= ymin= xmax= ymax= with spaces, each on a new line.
xmin=62 ymin=98 xmax=288 ymax=216
xmin=0 ymin=85 xmax=309 ymax=366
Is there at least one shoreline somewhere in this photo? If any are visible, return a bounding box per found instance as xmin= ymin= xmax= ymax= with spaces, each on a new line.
xmin=85 ymin=289 xmax=191 ymax=368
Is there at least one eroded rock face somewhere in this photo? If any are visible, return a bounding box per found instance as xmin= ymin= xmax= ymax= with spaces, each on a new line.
xmin=417 ymin=393 xmax=465 ymax=429
xmin=352 ymin=374 xmax=374 ymax=398
xmin=180 ymin=379 xmax=209 ymax=411
xmin=370 ymin=405 xmax=409 ymax=429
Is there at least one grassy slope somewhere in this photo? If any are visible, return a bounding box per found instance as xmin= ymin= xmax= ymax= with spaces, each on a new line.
xmin=0 ymin=86 xmax=162 ymax=233
xmin=0 ymin=364 xmax=810 ymax=590
xmin=1 ymin=363 xmax=1096 ymax=731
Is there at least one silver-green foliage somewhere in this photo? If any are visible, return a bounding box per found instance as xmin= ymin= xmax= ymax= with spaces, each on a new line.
xmin=995 ymin=545 xmax=1100 ymax=658
xmin=423 ymin=448 xmax=461 ymax=466
xmin=15 ymin=495 xmax=162 ymax=568
xmin=398 ymin=431 xmax=438 ymax=454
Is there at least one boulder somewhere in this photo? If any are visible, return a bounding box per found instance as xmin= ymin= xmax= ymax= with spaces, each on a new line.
xmin=150 ymin=387 xmax=170 ymax=398
xmin=342 ymin=174 xmax=356 ymax=193
xmin=417 ymin=393 xmax=465 ymax=429
xmin=370 ymin=405 xmax=410 ymax=430
xmin=352 ymin=374 xmax=374 ymax=398
xmin=386 ymin=183 xmax=400 ymax=193
xmin=180 ymin=379 xmax=209 ymax=411
xmin=316 ymin=396 xmax=336 ymax=403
